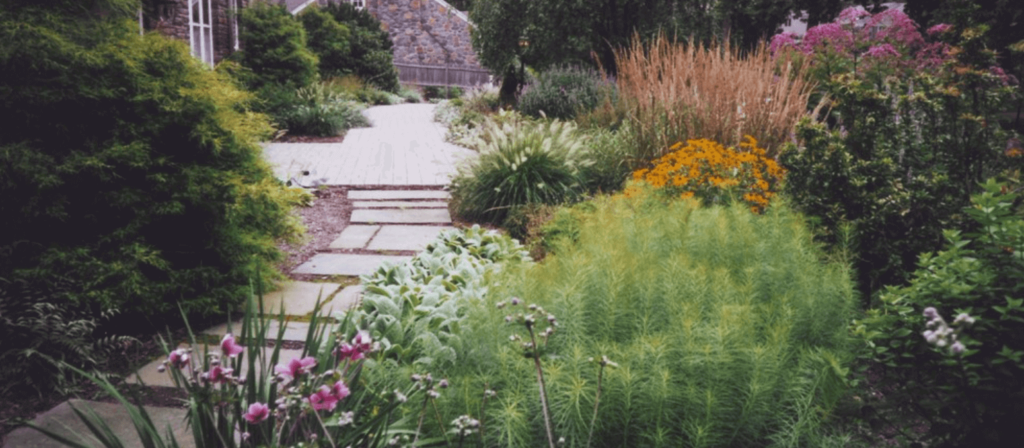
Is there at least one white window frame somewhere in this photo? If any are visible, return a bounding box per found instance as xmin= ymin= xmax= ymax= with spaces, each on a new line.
xmin=188 ymin=0 xmax=215 ymax=66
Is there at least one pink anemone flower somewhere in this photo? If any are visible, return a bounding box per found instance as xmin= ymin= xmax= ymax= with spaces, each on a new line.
xmin=243 ymin=402 xmax=270 ymax=424
xmin=274 ymin=356 xmax=317 ymax=379
xmin=220 ymin=334 xmax=244 ymax=358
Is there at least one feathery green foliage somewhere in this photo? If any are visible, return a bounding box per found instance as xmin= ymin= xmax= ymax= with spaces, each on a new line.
xmin=437 ymin=195 xmax=858 ymax=447
xmin=450 ymin=112 xmax=589 ymax=224
xmin=0 ymin=10 xmax=303 ymax=316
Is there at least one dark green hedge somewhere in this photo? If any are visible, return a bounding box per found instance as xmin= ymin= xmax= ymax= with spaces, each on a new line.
xmin=0 ymin=6 xmax=304 ymax=316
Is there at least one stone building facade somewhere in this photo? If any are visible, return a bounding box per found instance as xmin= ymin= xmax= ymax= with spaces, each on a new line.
xmin=141 ymin=0 xmax=248 ymax=66
xmin=318 ymin=0 xmax=489 ymax=86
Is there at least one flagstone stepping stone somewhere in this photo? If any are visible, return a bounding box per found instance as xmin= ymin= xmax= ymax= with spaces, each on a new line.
xmin=201 ymin=320 xmax=323 ymax=343
xmin=352 ymin=200 xmax=448 ymax=208
xmin=256 ymin=281 xmax=343 ymax=316
xmin=350 ymin=208 xmax=451 ymax=224
xmin=329 ymin=225 xmax=380 ymax=249
xmin=127 ymin=346 xmax=305 ymax=388
xmin=292 ymin=254 xmax=412 ymax=276
xmin=367 ymin=225 xmax=454 ymax=251
xmin=5 ymin=399 xmax=194 ymax=448
xmin=332 ymin=285 xmax=364 ymax=311
xmin=348 ymin=190 xmax=450 ymax=200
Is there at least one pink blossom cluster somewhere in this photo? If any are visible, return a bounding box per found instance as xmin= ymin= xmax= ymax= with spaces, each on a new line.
xmin=769 ymin=7 xmax=953 ymax=73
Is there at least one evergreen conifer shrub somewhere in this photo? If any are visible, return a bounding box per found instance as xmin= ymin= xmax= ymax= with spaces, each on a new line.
xmin=0 ymin=7 xmax=304 ymax=316
xmin=236 ymin=1 xmax=319 ymax=92
xmin=321 ymin=2 xmax=400 ymax=92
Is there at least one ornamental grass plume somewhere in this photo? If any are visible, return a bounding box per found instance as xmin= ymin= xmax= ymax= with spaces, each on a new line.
xmin=614 ymin=33 xmax=814 ymax=162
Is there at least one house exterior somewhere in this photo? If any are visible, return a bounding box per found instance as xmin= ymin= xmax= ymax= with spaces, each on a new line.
xmin=140 ymin=0 xmax=248 ymax=66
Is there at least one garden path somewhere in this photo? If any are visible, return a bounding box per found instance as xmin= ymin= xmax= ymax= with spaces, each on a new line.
xmin=7 ymin=104 xmax=469 ymax=447
xmin=262 ymin=103 xmax=475 ymax=186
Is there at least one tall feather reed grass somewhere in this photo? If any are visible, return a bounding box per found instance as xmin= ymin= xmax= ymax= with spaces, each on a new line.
xmin=436 ymin=194 xmax=857 ymax=447
xmin=615 ymin=34 xmax=814 ymax=161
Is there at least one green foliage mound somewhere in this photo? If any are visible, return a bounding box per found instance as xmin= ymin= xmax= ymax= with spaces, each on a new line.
xmin=450 ymin=112 xmax=589 ymax=224
xmin=518 ymin=65 xmax=614 ymax=120
xmin=236 ymin=1 xmax=318 ymax=93
xmin=439 ymin=197 xmax=858 ymax=447
xmin=321 ymin=2 xmax=400 ymax=92
xmin=858 ymin=180 xmax=1024 ymax=446
xmin=297 ymin=5 xmax=351 ymax=79
xmin=279 ymin=82 xmax=370 ymax=137
xmin=0 ymin=11 xmax=303 ymax=315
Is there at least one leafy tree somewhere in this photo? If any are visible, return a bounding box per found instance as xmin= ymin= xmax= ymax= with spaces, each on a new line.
xmin=470 ymin=0 xmax=801 ymax=102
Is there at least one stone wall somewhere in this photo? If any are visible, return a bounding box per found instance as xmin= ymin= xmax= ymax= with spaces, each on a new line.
xmin=364 ymin=0 xmax=480 ymax=69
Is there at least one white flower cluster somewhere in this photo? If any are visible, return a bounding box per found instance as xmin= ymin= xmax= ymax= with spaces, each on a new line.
xmin=922 ymin=307 xmax=975 ymax=355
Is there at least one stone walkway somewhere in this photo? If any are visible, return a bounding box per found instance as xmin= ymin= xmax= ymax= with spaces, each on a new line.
xmin=262 ymin=103 xmax=475 ymax=186
xmin=8 ymin=104 xmax=467 ymax=448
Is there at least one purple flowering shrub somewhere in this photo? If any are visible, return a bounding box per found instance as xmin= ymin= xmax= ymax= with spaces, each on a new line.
xmin=855 ymin=180 xmax=1024 ymax=446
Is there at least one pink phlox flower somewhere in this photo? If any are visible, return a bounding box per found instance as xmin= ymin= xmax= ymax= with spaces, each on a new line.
xmin=309 ymin=385 xmax=340 ymax=411
xmin=168 ymin=348 xmax=190 ymax=369
xmin=206 ymin=365 xmax=233 ymax=384
xmin=769 ymin=32 xmax=799 ymax=54
xmin=837 ymin=7 xmax=870 ymax=26
xmin=243 ymin=402 xmax=270 ymax=424
xmin=220 ymin=333 xmax=244 ymax=358
xmin=274 ymin=356 xmax=317 ymax=379
xmin=802 ymin=23 xmax=854 ymax=53
xmin=927 ymin=23 xmax=952 ymax=36
xmin=865 ymin=43 xmax=901 ymax=59
xmin=331 ymin=380 xmax=351 ymax=401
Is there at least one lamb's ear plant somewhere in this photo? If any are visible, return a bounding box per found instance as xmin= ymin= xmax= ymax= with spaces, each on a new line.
xmin=27 ymin=283 xmax=420 ymax=448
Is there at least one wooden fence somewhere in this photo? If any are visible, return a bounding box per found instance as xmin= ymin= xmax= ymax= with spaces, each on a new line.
xmin=394 ymin=63 xmax=492 ymax=87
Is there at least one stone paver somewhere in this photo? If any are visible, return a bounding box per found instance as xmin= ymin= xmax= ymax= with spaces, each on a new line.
xmin=5 ymin=399 xmax=193 ymax=448
xmin=202 ymin=319 xmax=320 ymax=342
xmin=329 ymin=225 xmax=380 ymax=249
xmin=352 ymin=200 xmax=448 ymax=208
xmin=257 ymin=281 xmax=343 ymax=316
xmin=348 ymin=190 xmax=451 ymax=200
xmin=350 ymin=208 xmax=451 ymax=224
xmin=292 ymin=254 xmax=412 ymax=276
xmin=333 ymin=285 xmax=364 ymax=311
xmin=367 ymin=225 xmax=453 ymax=251
xmin=262 ymin=104 xmax=475 ymax=186
xmin=127 ymin=346 xmax=304 ymax=387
